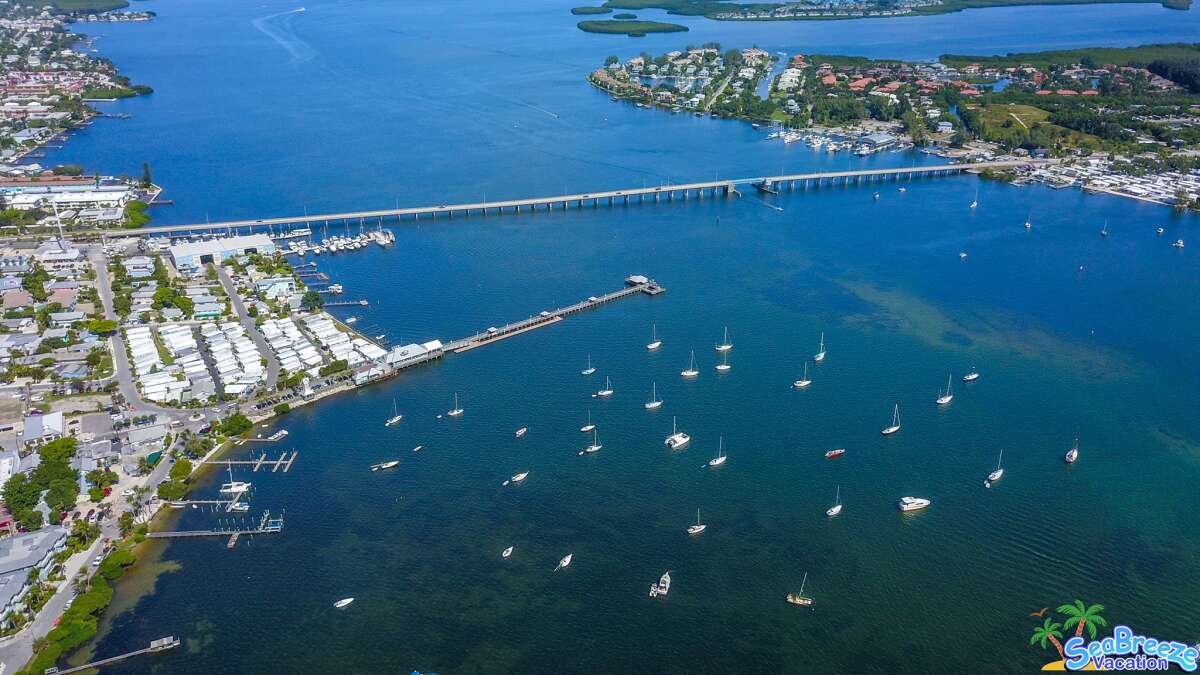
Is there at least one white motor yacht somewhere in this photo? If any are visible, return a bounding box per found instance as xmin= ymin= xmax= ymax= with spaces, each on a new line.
xmin=898 ymin=496 xmax=931 ymax=512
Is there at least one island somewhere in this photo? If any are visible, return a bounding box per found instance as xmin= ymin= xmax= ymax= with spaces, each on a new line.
xmin=577 ymin=19 xmax=689 ymax=35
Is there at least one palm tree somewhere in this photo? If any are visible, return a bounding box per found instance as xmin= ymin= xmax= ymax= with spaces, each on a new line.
xmin=1058 ymin=599 xmax=1107 ymax=638
xmin=1030 ymin=618 xmax=1066 ymax=660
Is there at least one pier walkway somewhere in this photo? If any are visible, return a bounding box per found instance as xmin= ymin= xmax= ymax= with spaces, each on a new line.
xmin=201 ymin=451 xmax=298 ymax=472
xmin=99 ymin=161 xmax=1043 ymax=238
xmin=148 ymin=511 xmax=285 ymax=549
xmin=45 ymin=636 xmax=180 ymax=674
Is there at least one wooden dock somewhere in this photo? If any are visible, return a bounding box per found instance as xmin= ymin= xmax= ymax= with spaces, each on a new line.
xmin=148 ymin=510 xmax=285 ymax=548
xmin=45 ymin=636 xmax=180 ymax=674
xmin=201 ymin=451 xmax=298 ymax=472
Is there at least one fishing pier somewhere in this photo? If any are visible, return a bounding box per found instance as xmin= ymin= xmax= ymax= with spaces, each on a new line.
xmin=45 ymin=637 xmax=180 ymax=674
xmin=147 ymin=510 xmax=285 ymax=549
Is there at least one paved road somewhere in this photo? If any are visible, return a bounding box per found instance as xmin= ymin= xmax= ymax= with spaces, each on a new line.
xmin=216 ymin=265 xmax=279 ymax=389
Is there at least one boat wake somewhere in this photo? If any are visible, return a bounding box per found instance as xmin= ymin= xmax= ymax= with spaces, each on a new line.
xmin=250 ymin=7 xmax=316 ymax=63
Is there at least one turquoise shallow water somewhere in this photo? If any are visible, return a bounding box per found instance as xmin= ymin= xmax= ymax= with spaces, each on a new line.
xmin=45 ymin=0 xmax=1200 ymax=672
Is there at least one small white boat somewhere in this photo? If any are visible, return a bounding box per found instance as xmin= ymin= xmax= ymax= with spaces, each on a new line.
xmin=1173 ymin=239 xmax=1185 ymax=249
xmin=1156 ymin=227 xmax=1165 ymax=235
xmin=502 ymin=546 xmax=514 ymax=559
xmin=597 ymin=376 xmax=614 ymax=398
xmin=826 ymin=485 xmax=842 ymax=517
xmin=962 ymin=368 xmax=980 ymax=382
xmin=664 ymin=416 xmax=690 ymax=450
xmin=686 ymin=508 xmax=706 ymax=535
xmin=681 ymin=351 xmax=699 ymax=379
xmin=229 ymin=502 xmax=250 ymax=512
xmin=716 ymin=327 xmax=732 ymax=352
xmin=708 ymin=437 xmax=727 ymax=467
xmin=649 ymin=570 xmax=671 ymax=598
xmin=985 ymin=449 xmax=1004 ymax=487
xmin=813 ymin=332 xmax=826 ymax=363
xmin=503 ymin=471 xmax=529 ymax=486
xmin=384 ymin=399 xmax=403 ymax=427
xmin=412 ymin=445 xmax=423 ymax=452
xmin=792 ymin=361 xmax=811 ymax=389
xmin=1065 ymin=438 xmax=1079 ymax=464
xmin=969 ymin=189 xmax=978 ymax=209
xmin=371 ymin=460 xmax=400 ymax=471
xmin=881 ymin=404 xmax=901 ymax=435
xmin=646 ymin=323 xmax=662 ymax=351
xmin=959 ymin=251 xmax=968 ymax=260
xmin=334 ymin=598 xmax=354 ymax=609
xmin=580 ymin=409 xmax=596 ymax=433
xmin=555 ymin=554 xmax=573 ymax=571
xmin=1100 ymin=220 xmax=1108 ymax=237
xmin=345 ymin=316 xmax=358 ymax=324
xmin=898 ymin=496 xmax=931 ymax=512
xmin=447 ymin=392 xmax=464 ymax=417
xmin=581 ymin=354 xmax=596 ymax=376
xmin=898 ymin=187 xmax=907 ymax=193
xmin=644 ymin=382 xmax=662 ymax=410
xmin=583 ymin=429 xmax=602 ymax=454
xmin=515 ymin=426 xmax=528 ymax=438
xmin=786 ymin=572 xmax=813 ymax=606
xmin=936 ymin=374 xmax=954 ymax=405
xmin=715 ymin=351 xmax=731 ymax=373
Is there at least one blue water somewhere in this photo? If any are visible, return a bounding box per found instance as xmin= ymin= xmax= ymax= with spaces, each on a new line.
xmin=47 ymin=0 xmax=1200 ymax=673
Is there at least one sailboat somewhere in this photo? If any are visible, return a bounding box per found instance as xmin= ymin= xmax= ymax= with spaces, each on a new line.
xmin=786 ymin=572 xmax=813 ymax=606
xmin=962 ymin=367 xmax=980 ymax=382
xmin=985 ymin=449 xmax=1004 ymax=487
xmin=715 ymin=351 xmax=731 ymax=373
xmin=555 ymin=554 xmax=573 ymax=571
xmin=716 ymin=327 xmax=732 ymax=352
xmin=447 ymin=392 xmax=464 ymax=417
xmin=580 ymin=409 xmax=596 ymax=433
xmin=1064 ymin=438 xmax=1079 ymax=464
xmin=881 ymin=404 xmax=901 ymax=435
xmin=681 ymin=351 xmax=699 ymax=378
xmin=646 ymin=324 xmax=662 ymax=351
xmin=825 ymin=485 xmax=842 ymax=517
xmin=581 ymin=354 xmax=596 ymax=376
xmin=814 ymin=332 xmax=826 ymax=363
xmin=936 ymin=374 xmax=954 ymax=405
xmin=644 ymin=382 xmax=662 ymax=410
xmin=969 ymin=188 xmax=978 ymax=209
xmin=1024 ymin=211 xmax=1032 ymax=229
xmin=793 ymin=361 xmax=811 ymax=389
xmin=686 ymin=508 xmax=706 ymax=535
xmin=649 ymin=570 xmax=671 ymax=598
xmin=583 ymin=429 xmax=602 ymax=454
xmin=502 ymin=546 xmax=514 ymax=559
xmin=664 ymin=416 xmax=690 ymax=449
xmin=219 ymin=464 xmax=251 ymax=494
xmin=1100 ymin=220 xmax=1108 ymax=237
xmin=708 ymin=437 xmax=727 ymax=467
xmin=596 ymin=376 xmax=614 ymax=398
xmin=384 ymin=399 xmax=403 ymax=427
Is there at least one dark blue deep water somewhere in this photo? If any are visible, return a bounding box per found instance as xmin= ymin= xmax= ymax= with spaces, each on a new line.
xmin=45 ymin=0 xmax=1200 ymax=672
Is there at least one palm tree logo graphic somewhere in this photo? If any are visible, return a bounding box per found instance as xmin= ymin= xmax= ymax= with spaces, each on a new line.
xmin=1029 ymin=599 xmax=1106 ymax=670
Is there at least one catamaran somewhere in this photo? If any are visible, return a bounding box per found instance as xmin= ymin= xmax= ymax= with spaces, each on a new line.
xmin=687 ymin=508 xmax=706 ymax=535
xmin=898 ymin=496 xmax=931 ymax=512
xmin=597 ymin=376 xmax=614 ymax=398
xmin=649 ymin=570 xmax=671 ymax=598
xmin=581 ymin=354 xmax=596 ymax=376
xmin=793 ymin=361 xmax=811 ymax=389
xmin=716 ymin=327 xmax=732 ymax=352
xmin=681 ymin=351 xmax=699 ymax=378
xmin=580 ymin=409 xmax=596 ymax=433
xmin=826 ymin=485 xmax=842 ymax=517
xmin=936 ymin=374 xmax=954 ymax=405
xmin=447 ymin=392 xmax=464 ymax=417
xmin=384 ymin=399 xmax=403 ymax=427
xmin=881 ymin=404 xmax=901 ymax=435
xmin=708 ymin=437 xmax=727 ymax=467
xmin=664 ymin=416 xmax=690 ymax=449
xmin=555 ymin=554 xmax=573 ymax=571
xmin=219 ymin=465 xmax=250 ymax=494
xmin=715 ymin=351 xmax=731 ymax=372
xmin=814 ymin=332 xmax=826 ymax=362
xmin=962 ymin=367 xmax=980 ymax=382
xmin=985 ymin=449 xmax=1004 ymax=487
xmin=786 ymin=572 xmax=813 ymax=606
xmin=1065 ymin=438 xmax=1079 ymax=464
xmin=646 ymin=324 xmax=662 ymax=351
xmin=645 ymin=382 xmax=662 ymax=410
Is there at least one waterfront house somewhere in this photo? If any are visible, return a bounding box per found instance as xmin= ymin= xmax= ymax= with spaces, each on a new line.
xmin=0 ymin=526 xmax=68 ymax=624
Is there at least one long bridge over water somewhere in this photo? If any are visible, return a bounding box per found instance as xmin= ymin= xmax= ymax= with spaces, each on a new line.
xmin=102 ymin=160 xmax=1044 ymax=238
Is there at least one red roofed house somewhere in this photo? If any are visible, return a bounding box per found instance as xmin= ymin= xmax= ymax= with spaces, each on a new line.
xmin=1081 ymin=89 xmax=1100 ymax=96
xmin=848 ymin=77 xmax=874 ymax=91
xmin=821 ymin=74 xmax=837 ymax=86
xmin=1056 ymin=89 xmax=1078 ymax=96
xmin=1035 ymin=90 xmax=1052 ymax=95
xmin=960 ymin=88 xmax=982 ymax=96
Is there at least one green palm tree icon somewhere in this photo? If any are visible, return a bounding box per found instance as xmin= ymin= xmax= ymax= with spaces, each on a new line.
xmin=1030 ymin=618 xmax=1066 ymax=660
xmin=1058 ymin=600 xmax=1107 ymax=638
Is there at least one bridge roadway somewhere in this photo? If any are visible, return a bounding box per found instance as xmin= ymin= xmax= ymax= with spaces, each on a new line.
xmin=103 ymin=160 xmax=1044 ymax=238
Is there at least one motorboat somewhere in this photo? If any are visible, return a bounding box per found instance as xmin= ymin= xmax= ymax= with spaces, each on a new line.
xmin=962 ymin=368 xmax=980 ymax=382
xmin=502 ymin=546 xmax=513 ymax=558
xmin=370 ymin=460 xmax=399 ymax=471
xmin=898 ymin=496 xmax=931 ymax=512
xmin=664 ymin=416 xmax=690 ymax=450
xmin=515 ymin=427 xmax=528 ymax=438
xmin=824 ymin=448 xmax=845 ymax=459
xmin=649 ymin=570 xmax=671 ymax=598
xmin=503 ymin=471 xmax=529 ymax=486
xmin=1173 ymin=239 xmax=1185 ymax=249
xmin=334 ymin=598 xmax=354 ymax=608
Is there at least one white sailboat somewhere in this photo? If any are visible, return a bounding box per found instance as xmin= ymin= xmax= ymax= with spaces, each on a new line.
xmin=962 ymin=367 xmax=980 ymax=382
xmin=1100 ymin=220 xmax=1108 ymax=237
xmin=985 ymin=449 xmax=1004 ymax=487
xmin=219 ymin=465 xmax=251 ymax=494
xmin=681 ymin=350 xmax=699 ymax=378
xmin=503 ymin=471 xmax=529 ymax=487
xmin=715 ymin=351 xmax=731 ymax=373
xmin=716 ymin=326 xmax=732 ymax=352
xmin=583 ymin=429 xmax=602 ymax=454
xmin=581 ymin=354 xmax=596 ymax=376
xmin=969 ymin=188 xmax=978 ymax=209
xmin=1025 ymin=211 xmax=1032 ymax=229
xmin=580 ymin=409 xmax=596 ymax=433
xmin=708 ymin=437 xmax=727 ymax=467
xmin=881 ymin=404 xmax=901 ymax=435
xmin=447 ymin=392 xmax=464 ymax=417
xmin=646 ymin=324 xmax=662 ymax=351
xmin=384 ymin=399 xmax=403 ymax=427
xmin=1064 ymin=438 xmax=1079 ymax=464
xmin=936 ymin=374 xmax=953 ymax=405
xmin=502 ymin=546 xmax=514 ymax=559
xmin=686 ymin=508 xmax=706 ymax=535
xmin=826 ymin=485 xmax=842 ymax=517
xmin=597 ymin=376 xmax=614 ymax=398
xmin=786 ymin=572 xmax=813 ymax=606
xmin=664 ymin=416 xmax=690 ymax=449
xmin=814 ymin=332 xmax=826 ymax=363
xmin=555 ymin=553 xmax=573 ymax=571
xmin=793 ymin=361 xmax=811 ymax=389
xmin=644 ymin=382 xmax=662 ymax=410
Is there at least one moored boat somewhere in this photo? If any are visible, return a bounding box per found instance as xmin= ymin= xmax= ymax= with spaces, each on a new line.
xmin=897 ymin=496 xmax=931 ymax=512
xmin=649 ymin=570 xmax=671 ymax=598
xmin=824 ymin=448 xmax=845 ymax=459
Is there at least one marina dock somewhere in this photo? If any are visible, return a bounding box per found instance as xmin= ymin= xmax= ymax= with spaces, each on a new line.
xmin=201 ymin=451 xmax=298 ymax=472
xmin=148 ymin=510 xmax=285 ymax=549
xmin=45 ymin=636 xmax=180 ymax=674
